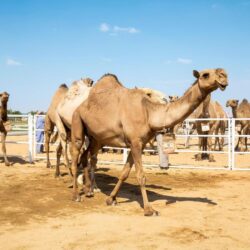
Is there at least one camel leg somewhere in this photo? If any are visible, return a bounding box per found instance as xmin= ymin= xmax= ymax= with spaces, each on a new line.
xmin=106 ymin=151 xmax=134 ymax=206
xmin=44 ymin=116 xmax=54 ymax=168
xmin=241 ymin=125 xmax=249 ymax=151
xmin=131 ymin=141 xmax=158 ymax=216
xmin=71 ymin=111 xmax=85 ymax=202
xmin=214 ymin=127 xmax=219 ymax=151
xmin=1 ymin=131 xmax=10 ymax=166
xmin=88 ymin=139 xmax=101 ymax=193
xmin=195 ymin=124 xmax=202 ymax=161
xmin=219 ymin=122 xmax=226 ymax=151
xmin=208 ymin=124 xmax=217 ymax=162
xmin=55 ymin=142 xmax=62 ymax=178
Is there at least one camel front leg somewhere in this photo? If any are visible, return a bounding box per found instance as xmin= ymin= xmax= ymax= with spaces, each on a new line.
xmin=1 ymin=131 xmax=10 ymax=166
xmin=106 ymin=151 xmax=134 ymax=206
xmin=240 ymin=124 xmax=249 ymax=151
xmin=131 ymin=141 xmax=158 ymax=216
xmin=208 ymin=123 xmax=217 ymax=162
xmin=195 ymin=123 xmax=202 ymax=161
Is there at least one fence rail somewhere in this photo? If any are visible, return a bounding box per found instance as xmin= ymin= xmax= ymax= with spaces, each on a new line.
xmin=1 ymin=115 xmax=250 ymax=171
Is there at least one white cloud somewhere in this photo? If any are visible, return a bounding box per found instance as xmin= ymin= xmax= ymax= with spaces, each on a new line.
xmin=99 ymin=23 xmax=139 ymax=35
xmin=113 ymin=25 xmax=139 ymax=34
xmin=100 ymin=23 xmax=110 ymax=32
xmin=177 ymin=58 xmax=192 ymax=64
xmin=6 ymin=58 xmax=22 ymax=66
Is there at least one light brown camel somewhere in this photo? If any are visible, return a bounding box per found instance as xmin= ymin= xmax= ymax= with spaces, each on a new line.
xmin=70 ymin=68 xmax=228 ymax=216
xmin=53 ymin=78 xmax=94 ymax=177
xmin=44 ymin=84 xmax=68 ymax=170
xmin=0 ymin=92 xmax=10 ymax=166
xmin=226 ymin=99 xmax=250 ymax=151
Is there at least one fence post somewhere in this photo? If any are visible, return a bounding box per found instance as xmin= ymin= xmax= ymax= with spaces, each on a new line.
xmin=123 ymin=148 xmax=128 ymax=164
xmin=231 ymin=118 xmax=235 ymax=170
xmin=227 ymin=118 xmax=232 ymax=170
xmin=28 ymin=114 xmax=33 ymax=163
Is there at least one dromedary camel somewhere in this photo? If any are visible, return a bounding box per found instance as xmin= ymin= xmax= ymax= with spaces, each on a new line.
xmin=70 ymin=68 xmax=228 ymax=216
xmin=0 ymin=92 xmax=10 ymax=166
xmin=44 ymin=84 xmax=68 ymax=169
xmin=53 ymin=78 xmax=94 ymax=177
xmin=226 ymin=99 xmax=250 ymax=151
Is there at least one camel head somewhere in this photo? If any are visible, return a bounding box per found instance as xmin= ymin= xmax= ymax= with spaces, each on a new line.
xmin=139 ymin=88 xmax=167 ymax=104
xmin=226 ymin=99 xmax=239 ymax=108
xmin=193 ymin=68 xmax=228 ymax=92
xmin=81 ymin=78 xmax=94 ymax=87
xmin=169 ymin=95 xmax=179 ymax=102
xmin=0 ymin=92 xmax=9 ymax=103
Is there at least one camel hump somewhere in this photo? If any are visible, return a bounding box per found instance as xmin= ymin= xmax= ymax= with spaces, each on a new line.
xmin=59 ymin=83 xmax=68 ymax=89
xmin=91 ymin=73 xmax=124 ymax=94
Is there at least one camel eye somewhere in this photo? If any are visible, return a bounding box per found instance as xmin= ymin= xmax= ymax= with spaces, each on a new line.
xmin=202 ymin=73 xmax=209 ymax=79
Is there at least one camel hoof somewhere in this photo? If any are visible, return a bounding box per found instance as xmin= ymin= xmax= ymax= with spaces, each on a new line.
xmin=106 ymin=197 xmax=117 ymax=206
xmin=54 ymin=174 xmax=61 ymax=179
xmin=72 ymin=194 xmax=81 ymax=202
xmin=5 ymin=162 xmax=10 ymax=167
xmin=195 ymin=154 xmax=202 ymax=161
xmin=94 ymin=188 xmax=101 ymax=193
xmin=85 ymin=191 xmax=94 ymax=198
xmin=144 ymin=208 xmax=160 ymax=217
xmin=209 ymin=156 xmax=215 ymax=162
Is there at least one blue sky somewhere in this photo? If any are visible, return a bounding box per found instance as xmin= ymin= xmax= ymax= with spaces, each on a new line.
xmin=0 ymin=0 xmax=250 ymax=112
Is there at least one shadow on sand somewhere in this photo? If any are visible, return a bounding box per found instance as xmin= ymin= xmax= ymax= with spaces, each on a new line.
xmin=95 ymin=172 xmax=217 ymax=208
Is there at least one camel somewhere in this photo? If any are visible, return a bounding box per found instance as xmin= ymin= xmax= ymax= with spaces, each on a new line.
xmin=53 ymin=78 xmax=94 ymax=178
xmin=0 ymin=92 xmax=10 ymax=166
xmin=44 ymin=84 xmax=68 ymax=169
xmin=70 ymin=68 xmax=228 ymax=216
xmin=226 ymin=99 xmax=250 ymax=151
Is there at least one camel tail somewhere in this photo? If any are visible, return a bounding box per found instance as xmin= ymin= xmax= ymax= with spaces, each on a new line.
xmin=50 ymin=131 xmax=59 ymax=144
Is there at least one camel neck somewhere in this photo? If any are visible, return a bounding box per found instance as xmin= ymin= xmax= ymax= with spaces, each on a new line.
xmin=147 ymin=82 xmax=211 ymax=131
xmin=231 ymin=107 xmax=237 ymax=118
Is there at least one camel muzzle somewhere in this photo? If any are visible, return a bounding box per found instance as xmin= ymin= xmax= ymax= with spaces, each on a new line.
xmin=216 ymin=81 xmax=228 ymax=91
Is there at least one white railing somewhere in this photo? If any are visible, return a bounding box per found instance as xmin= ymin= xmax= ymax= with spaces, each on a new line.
xmin=4 ymin=115 xmax=249 ymax=171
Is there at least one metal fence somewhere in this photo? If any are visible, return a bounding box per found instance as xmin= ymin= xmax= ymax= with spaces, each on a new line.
xmin=2 ymin=115 xmax=249 ymax=171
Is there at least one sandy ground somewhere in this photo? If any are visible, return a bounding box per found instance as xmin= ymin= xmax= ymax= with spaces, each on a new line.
xmin=1 ymin=135 xmax=250 ymax=249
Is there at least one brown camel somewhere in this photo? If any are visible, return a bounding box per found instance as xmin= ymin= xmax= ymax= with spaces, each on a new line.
xmin=70 ymin=68 xmax=228 ymax=216
xmin=44 ymin=84 xmax=68 ymax=170
xmin=0 ymin=92 xmax=10 ymax=166
xmin=226 ymin=99 xmax=250 ymax=151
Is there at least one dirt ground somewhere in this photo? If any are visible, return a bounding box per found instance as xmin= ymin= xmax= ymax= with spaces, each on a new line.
xmin=1 ymin=135 xmax=250 ymax=249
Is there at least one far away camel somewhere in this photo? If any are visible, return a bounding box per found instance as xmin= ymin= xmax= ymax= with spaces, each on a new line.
xmin=44 ymin=84 xmax=68 ymax=169
xmin=0 ymin=92 xmax=10 ymax=166
xmin=70 ymin=68 xmax=228 ymax=216
xmin=226 ymin=99 xmax=250 ymax=151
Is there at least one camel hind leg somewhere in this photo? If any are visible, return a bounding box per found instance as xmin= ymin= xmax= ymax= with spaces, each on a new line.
xmin=44 ymin=115 xmax=54 ymax=168
xmin=71 ymin=110 xmax=87 ymax=202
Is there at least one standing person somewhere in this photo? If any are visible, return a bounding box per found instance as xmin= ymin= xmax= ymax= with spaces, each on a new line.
xmin=36 ymin=111 xmax=45 ymax=153
xmin=156 ymin=130 xmax=169 ymax=170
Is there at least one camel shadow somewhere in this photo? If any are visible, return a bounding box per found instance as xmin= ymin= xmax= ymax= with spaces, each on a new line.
xmin=95 ymin=172 xmax=217 ymax=208
xmin=0 ymin=156 xmax=28 ymax=165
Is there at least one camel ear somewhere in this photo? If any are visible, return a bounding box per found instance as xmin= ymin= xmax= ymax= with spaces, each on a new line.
xmin=236 ymin=100 xmax=239 ymax=104
xmin=193 ymin=70 xmax=200 ymax=79
xmin=169 ymin=95 xmax=173 ymax=100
